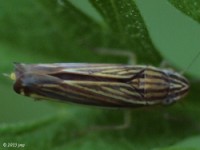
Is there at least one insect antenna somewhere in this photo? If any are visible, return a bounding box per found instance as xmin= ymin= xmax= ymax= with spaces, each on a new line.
xmin=181 ymin=50 xmax=200 ymax=75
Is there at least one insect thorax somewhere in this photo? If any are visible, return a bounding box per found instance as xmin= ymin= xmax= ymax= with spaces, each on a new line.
xmin=129 ymin=66 xmax=189 ymax=106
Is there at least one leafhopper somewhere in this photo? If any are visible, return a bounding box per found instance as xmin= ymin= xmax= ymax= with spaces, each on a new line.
xmin=9 ymin=62 xmax=189 ymax=108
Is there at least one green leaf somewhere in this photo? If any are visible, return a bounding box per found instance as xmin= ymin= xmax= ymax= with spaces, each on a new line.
xmin=0 ymin=0 xmax=104 ymax=64
xmin=90 ymin=0 xmax=162 ymax=65
xmin=168 ymin=0 xmax=200 ymax=24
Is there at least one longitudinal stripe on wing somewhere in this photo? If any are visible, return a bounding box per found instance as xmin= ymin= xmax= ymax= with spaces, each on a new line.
xmin=62 ymin=83 xmax=131 ymax=105
xmin=61 ymin=66 xmax=144 ymax=78
xmin=40 ymin=82 xmax=144 ymax=106
xmin=17 ymin=63 xmax=147 ymax=79
xmin=49 ymin=70 xmax=140 ymax=80
xmin=39 ymin=86 xmax=123 ymax=106
xmin=83 ymin=83 xmax=142 ymax=102
xmin=16 ymin=63 xmax=145 ymax=106
xmin=62 ymin=81 xmax=144 ymax=104
xmin=39 ymin=84 xmax=122 ymax=105
xmin=101 ymin=86 xmax=139 ymax=98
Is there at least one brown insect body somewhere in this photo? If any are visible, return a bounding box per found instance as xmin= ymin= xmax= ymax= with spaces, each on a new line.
xmin=12 ymin=63 xmax=189 ymax=108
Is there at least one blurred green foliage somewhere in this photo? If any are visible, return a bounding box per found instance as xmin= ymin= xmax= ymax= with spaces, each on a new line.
xmin=0 ymin=0 xmax=200 ymax=150
xmin=169 ymin=0 xmax=200 ymax=24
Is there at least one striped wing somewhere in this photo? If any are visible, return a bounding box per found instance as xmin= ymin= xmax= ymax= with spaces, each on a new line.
xmin=14 ymin=63 xmax=147 ymax=108
xmin=14 ymin=63 xmax=146 ymax=79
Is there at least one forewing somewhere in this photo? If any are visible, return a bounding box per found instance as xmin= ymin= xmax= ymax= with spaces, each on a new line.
xmin=13 ymin=63 xmax=146 ymax=108
xmin=14 ymin=63 xmax=145 ymax=79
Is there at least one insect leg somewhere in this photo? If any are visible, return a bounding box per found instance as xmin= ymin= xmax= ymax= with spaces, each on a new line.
xmin=159 ymin=60 xmax=174 ymax=70
xmin=93 ymin=48 xmax=136 ymax=65
xmin=111 ymin=110 xmax=132 ymax=130
xmin=88 ymin=110 xmax=132 ymax=131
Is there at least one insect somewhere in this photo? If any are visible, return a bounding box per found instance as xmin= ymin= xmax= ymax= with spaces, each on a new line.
xmin=9 ymin=62 xmax=189 ymax=108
